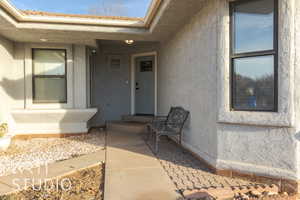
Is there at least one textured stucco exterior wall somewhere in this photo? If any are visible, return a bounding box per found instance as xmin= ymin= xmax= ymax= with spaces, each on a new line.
xmin=217 ymin=125 xmax=297 ymax=179
xmin=13 ymin=43 xmax=26 ymax=109
xmin=0 ymin=36 xmax=15 ymax=129
xmin=0 ymin=0 xmax=298 ymax=180
xmin=158 ymin=0 xmax=299 ymax=180
xmin=295 ymin=0 xmax=300 ymax=179
xmin=216 ymin=0 xmax=298 ymax=180
xmin=90 ymin=42 xmax=159 ymax=126
xmin=0 ymin=41 xmax=27 ymax=132
xmin=158 ymin=0 xmax=218 ymax=165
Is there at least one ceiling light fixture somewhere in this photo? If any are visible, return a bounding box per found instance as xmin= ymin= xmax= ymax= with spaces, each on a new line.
xmin=40 ymin=38 xmax=48 ymax=42
xmin=125 ymin=40 xmax=134 ymax=45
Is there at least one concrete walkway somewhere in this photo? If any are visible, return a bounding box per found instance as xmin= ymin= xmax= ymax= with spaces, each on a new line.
xmin=104 ymin=125 xmax=181 ymax=200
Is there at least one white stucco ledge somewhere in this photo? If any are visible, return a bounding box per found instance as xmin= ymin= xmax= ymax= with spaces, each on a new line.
xmin=10 ymin=108 xmax=97 ymax=135
xmin=218 ymin=111 xmax=294 ymax=128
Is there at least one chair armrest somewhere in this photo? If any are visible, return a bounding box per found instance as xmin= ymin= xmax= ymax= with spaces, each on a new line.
xmin=152 ymin=116 xmax=167 ymax=122
xmin=165 ymin=122 xmax=183 ymax=129
xmin=166 ymin=122 xmax=181 ymax=125
xmin=154 ymin=115 xmax=167 ymax=119
xmin=153 ymin=122 xmax=181 ymax=128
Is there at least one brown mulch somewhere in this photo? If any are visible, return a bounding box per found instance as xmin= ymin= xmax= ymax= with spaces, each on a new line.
xmin=0 ymin=163 xmax=105 ymax=200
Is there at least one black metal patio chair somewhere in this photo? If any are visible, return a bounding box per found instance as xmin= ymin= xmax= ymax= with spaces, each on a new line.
xmin=147 ymin=107 xmax=190 ymax=154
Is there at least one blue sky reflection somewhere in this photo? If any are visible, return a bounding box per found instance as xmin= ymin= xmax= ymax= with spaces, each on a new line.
xmin=234 ymin=0 xmax=274 ymax=53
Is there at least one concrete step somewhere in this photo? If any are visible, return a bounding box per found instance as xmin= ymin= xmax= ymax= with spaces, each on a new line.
xmin=106 ymin=121 xmax=147 ymax=134
xmin=122 ymin=115 xmax=153 ymax=123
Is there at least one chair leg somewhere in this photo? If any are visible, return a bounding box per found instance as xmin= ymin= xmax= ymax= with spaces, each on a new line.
xmin=155 ymin=134 xmax=160 ymax=154
xmin=179 ymin=133 xmax=186 ymax=154
xmin=151 ymin=130 xmax=155 ymax=141
xmin=179 ymin=133 xmax=182 ymax=146
xmin=146 ymin=127 xmax=151 ymax=141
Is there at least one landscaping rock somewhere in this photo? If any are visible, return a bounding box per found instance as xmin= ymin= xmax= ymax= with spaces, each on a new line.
xmin=0 ymin=130 xmax=105 ymax=177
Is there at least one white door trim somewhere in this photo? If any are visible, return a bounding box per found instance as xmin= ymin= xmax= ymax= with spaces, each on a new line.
xmin=131 ymin=51 xmax=158 ymax=116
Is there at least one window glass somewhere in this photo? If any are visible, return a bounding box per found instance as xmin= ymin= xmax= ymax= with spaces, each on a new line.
xmin=233 ymin=56 xmax=275 ymax=110
xmin=34 ymin=50 xmax=66 ymax=75
xmin=231 ymin=0 xmax=277 ymax=111
xmin=34 ymin=78 xmax=66 ymax=103
xmin=234 ymin=0 xmax=274 ymax=53
xmin=32 ymin=49 xmax=67 ymax=103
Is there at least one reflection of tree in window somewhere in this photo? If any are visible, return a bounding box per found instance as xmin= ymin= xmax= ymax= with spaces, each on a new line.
xmin=234 ymin=74 xmax=274 ymax=110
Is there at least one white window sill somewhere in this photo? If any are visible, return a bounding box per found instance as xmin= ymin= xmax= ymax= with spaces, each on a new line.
xmin=218 ymin=110 xmax=293 ymax=127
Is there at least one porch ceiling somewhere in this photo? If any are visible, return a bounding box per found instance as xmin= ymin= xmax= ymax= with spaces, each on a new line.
xmin=0 ymin=0 xmax=205 ymax=46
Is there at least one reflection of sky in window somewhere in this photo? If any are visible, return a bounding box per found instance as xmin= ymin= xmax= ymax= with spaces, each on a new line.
xmin=34 ymin=50 xmax=66 ymax=76
xmin=10 ymin=0 xmax=152 ymax=18
xmin=234 ymin=56 xmax=274 ymax=80
xmin=234 ymin=0 xmax=274 ymax=53
xmin=233 ymin=0 xmax=274 ymax=80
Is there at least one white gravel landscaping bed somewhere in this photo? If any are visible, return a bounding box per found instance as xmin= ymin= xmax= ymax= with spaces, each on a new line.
xmin=0 ymin=130 xmax=105 ymax=177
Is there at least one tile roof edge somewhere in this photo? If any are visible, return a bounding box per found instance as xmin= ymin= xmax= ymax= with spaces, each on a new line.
xmin=21 ymin=10 xmax=143 ymax=21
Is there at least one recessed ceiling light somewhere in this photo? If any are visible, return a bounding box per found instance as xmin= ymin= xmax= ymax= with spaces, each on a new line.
xmin=40 ymin=38 xmax=48 ymax=42
xmin=125 ymin=40 xmax=134 ymax=45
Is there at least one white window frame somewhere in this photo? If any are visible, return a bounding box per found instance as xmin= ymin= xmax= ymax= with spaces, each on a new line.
xmin=217 ymin=0 xmax=295 ymax=127
xmin=25 ymin=44 xmax=74 ymax=109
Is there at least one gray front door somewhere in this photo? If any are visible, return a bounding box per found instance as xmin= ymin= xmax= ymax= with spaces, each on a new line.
xmin=135 ymin=56 xmax=155 ymax=115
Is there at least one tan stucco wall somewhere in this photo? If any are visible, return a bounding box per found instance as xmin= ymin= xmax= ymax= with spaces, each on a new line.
xmin=158 ymin=0 xmax=299 ymax=180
